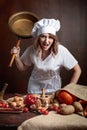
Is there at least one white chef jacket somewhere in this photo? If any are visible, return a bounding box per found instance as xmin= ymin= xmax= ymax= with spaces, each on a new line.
xmin=21 ymin=44 xmax=78 ymax=94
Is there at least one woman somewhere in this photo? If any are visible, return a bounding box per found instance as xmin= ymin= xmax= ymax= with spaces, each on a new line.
xmin=11 ymin=18 xmax=81 ymax=94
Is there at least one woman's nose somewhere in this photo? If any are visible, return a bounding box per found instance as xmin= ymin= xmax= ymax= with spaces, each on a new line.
xmin=45 ymin=37 xmax=49 ymax=43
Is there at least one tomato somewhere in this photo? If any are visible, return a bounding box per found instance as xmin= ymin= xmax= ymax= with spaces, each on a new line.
xmin=4 ymin=104 xmax=10 ymax=108
xmin=0 ymin=103 xmax=3 ymax=107
xmin=38 ymin=108 xmax=45 ymax=113
xmin=43 ymin=110 xmax=49 ymax=115
xmin=48 ymin=105 xmax=58 ymax=111
xmin=56 ymin=108 xmax=61 ymax=114
xmin=48 ymin=105 xmax=54 ymax=111
xmin=0 ymin=101 xmax=10 ymax=108
xmin=38 ymin=108 xmax=49 ymax=115
xmin=24 ymin=94 xmax=37 ymax=107
xmin=53 ymin=105 xmax=58 ymax=111
xmin=0 ymin=102 xmax=6 ymax=107
xmin=23 ymin=107 xmax=29 ymax=113
xmin=56 ymin=90 xmax=76 ymax=105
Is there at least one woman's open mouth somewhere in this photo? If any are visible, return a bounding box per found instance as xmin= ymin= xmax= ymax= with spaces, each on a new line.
xmin=42 ymin=44 xmax=49 ymax=49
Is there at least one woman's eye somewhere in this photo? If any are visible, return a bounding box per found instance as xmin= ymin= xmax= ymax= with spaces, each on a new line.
xmin=49 ymin=36 xmax=53 ymax=39
xmin=49 ymin=36 xmax=52 ymax=38
xmin=40 ymin=35 xmax=45 ymax=38
xmin=40 ymin=35 xmax=53 ymax=40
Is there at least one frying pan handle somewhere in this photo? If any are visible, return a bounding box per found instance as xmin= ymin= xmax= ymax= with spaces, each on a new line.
xmin=9 ymin=39 xmax=21 ymax=67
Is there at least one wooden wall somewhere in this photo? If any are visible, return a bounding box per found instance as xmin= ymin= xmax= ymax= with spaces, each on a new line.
xmin=0 ymin=0 xmax=87 ymax=93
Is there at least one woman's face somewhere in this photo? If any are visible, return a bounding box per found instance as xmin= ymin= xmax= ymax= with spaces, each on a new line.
xmin=39 ymin=33 xmax=54 ymax=51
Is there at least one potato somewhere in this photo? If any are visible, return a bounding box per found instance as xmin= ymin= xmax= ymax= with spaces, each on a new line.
xmin=73 ymin=101 xmax=83 ymax=113
xmin=60 ymin=103 xmax=67 ymax=108
xmin=53 ymin=102 xmax=60 ymax=107
xmin=61 ymin=105 xmax=75 ymax=115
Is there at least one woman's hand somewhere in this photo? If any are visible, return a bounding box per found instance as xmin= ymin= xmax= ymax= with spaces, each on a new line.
xmin=11 ymin=46 xmax=20 ymax=58
xmin=10 ymin=46 xmax=28 ymax=71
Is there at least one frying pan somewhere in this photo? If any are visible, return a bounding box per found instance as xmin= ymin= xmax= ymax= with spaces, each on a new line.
xmin=8 ymin=11 xmax=39 ymax=67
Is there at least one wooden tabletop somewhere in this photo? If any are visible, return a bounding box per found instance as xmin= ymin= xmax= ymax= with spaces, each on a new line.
xmin=0 ymin=93 xmax=38 ymax=128
xmin=0 ymin=111 xmax=37 ymax=127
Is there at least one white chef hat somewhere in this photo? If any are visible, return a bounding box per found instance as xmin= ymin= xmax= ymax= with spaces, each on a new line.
xmin=32 ymin=18 xmax=60 ymax=37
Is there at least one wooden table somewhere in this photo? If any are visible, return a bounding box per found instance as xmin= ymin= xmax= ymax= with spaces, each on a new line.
xmin=0 ymin=93 xmax=38 ymax=130
xmin=0 ymin=93 xmax=87 ymax=130
xmin=0 ymin=111 xmax=37 ymax=130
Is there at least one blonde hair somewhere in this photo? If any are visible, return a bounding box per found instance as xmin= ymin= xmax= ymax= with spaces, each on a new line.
xmin=34 ymin=34 xmax=59 ymax=56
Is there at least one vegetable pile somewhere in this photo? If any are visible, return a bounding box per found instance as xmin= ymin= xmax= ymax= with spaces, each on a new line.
xmin=0 ymin=89 xmax=87 ymax=117
xmin=23 ymin=90 xmax=87 ymax=117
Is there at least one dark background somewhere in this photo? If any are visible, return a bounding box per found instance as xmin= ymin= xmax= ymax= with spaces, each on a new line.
xmin=0 ymin=0 xmax=87 ymax=93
